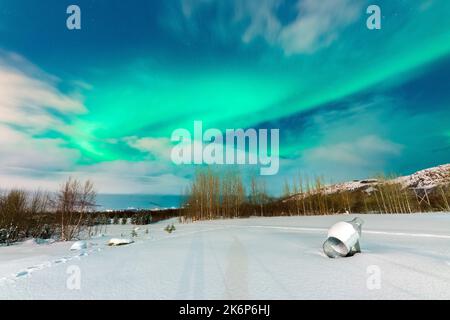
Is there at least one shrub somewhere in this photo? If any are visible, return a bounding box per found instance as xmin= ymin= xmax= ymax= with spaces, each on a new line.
xmin=0 ymin=189 xmax=53 ymax=245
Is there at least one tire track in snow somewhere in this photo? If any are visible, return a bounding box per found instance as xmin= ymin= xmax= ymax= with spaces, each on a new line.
xmin=364 ymin=230 xmax=450 ymax=240
xmin=360 ymin=252 xmax=450 ymax=299
xmin=202 ymin=223 xmax=450 ymax=240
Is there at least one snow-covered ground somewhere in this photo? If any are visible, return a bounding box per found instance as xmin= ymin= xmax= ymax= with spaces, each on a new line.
xmin=1 ymin=214 xmax=450 ymax=300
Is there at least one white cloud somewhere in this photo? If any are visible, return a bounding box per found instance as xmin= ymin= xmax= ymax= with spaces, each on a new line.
xmin=278 ymin=0 xmax=362 ymax=54
xmin=0 ymin=51 xmax=191 ymax=194
xmin=0 ymin=51 xmax=86 ymax=134
xmin=0 ymin=127 xmax=190 ymax=194
xmin=265 ymin=98 xmax=404 ymax=187
xmin=177 ymin=0 xmax=364 ymax=54
xmin=305 ymin=135 xmax=402 ymax=166
xmin=125 ymin=136 xmax=173 ymax=160
xmin=0 ymin=51 xmax=86 ymax=174
xmin=71 ymin=160 xmax=190 ymax=194
xmin=0 ymin=124 xmax=80 ymax=171
xmin=238 ymin=0 xmax=282 ymax=44
xmin=0 ymin=160 xmax=190 ymax=195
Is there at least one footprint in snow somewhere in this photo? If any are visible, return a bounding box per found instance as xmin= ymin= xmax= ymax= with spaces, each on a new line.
xmin=27 ymin=265 xmax=42 ymax=272
xmin=29 ymin=261 xmax=51 ymax=270
xmin=73 ymin=252 xmax=88 ymax=260
xmin=15 ymin=270 xmax=29 ymax=278
xmin=53 ymin=257 xmax=69 ymax=264
xmin=9 ymin=251 xmax=93 ymax=282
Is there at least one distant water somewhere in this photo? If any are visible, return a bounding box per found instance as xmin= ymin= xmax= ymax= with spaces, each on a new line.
xmin=96 ymin=194 xmax=184 ymax=211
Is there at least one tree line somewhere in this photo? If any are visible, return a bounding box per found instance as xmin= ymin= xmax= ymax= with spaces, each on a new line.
xmin=182 ymin=168 xmax=272 ymax=221
xmin=182 ymin=168 xmax=450 ymax=221
xmin=0 ymin=178 xmax=97 ymax=245
xmin=3 ymin=168 xmax=449 ymax=244
xmin=0 ymin=177 xmax=181 ymax=246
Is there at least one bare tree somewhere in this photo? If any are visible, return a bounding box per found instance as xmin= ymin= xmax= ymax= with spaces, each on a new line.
xmin=56 ymin=178 xmax=96 ymax=241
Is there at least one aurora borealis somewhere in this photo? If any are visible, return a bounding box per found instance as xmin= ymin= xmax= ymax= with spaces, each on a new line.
xmin=0 ymin=0 xmax=450 ymax=195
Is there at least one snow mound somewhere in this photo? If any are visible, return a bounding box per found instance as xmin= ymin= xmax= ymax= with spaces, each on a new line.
xmin=70 ymin=241 xmax=89 ymax=251
xmin=107 ymin=238 xmax=134 ymax=246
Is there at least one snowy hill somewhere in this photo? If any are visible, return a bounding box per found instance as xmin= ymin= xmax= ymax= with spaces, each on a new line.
xmin=393 ymin=164 xmax=450 ymax=189
xmin=286 ymin=164 xmax=450 ymax=201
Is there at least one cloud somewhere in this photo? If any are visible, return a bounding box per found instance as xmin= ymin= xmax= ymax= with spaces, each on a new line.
xmin=181 ymin=0 xmax=213 ymax=18
xmin=0 ymin=122 xmax=188 ymax=194
xmin=0 ymin=51 xmax=86 ymax=173
xmin=305 ymin=135 xmax=402 ymax=166
xmin=0 ymin=50 xmax=192 ymax=194
xmin=175 ymin=0 xmax=363 ymax=54
xmin=0 ymin=51 xmax=86 ymax=134
xmin=0 ymin=124 xmax=80 ymax=171
xmin=71 ymin=161 xmax=190 ymax=194
xmin=257 ymin=95 xmax=413 ymax=195
xmin=237 ymin=0 xmax=282 ymax=44
xmin=125 ymin=136 xmax=173 ymax=160
xmin=267 ymin=86 xmax=450 ymax=194
xmin=0 ymin=127 xmax=190 ymax=194
xmin=278 ymin=0 xmax=363 ymax=54
xmin=0 ymin=161 xmax=190 ymax=195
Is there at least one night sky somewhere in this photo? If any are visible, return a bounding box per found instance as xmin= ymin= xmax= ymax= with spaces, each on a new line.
xmin=0 ymin=0 xmax=449 ymax=195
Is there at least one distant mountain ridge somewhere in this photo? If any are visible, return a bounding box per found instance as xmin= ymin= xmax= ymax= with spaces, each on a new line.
xmin=394 ymin=164 xmax=450 ymax=189
xmin=286 ymin=164 xmax=450 ymax=201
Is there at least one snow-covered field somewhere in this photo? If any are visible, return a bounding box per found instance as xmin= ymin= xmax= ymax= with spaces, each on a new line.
xmin=1 ymin=214 xmax=450 ymax=300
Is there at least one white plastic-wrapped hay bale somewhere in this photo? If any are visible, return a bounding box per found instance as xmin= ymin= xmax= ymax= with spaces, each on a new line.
xmin=107 ymin=238 xmax=134 ymax=246
xmin=70 ymin=240 xmax=88 ymax=251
